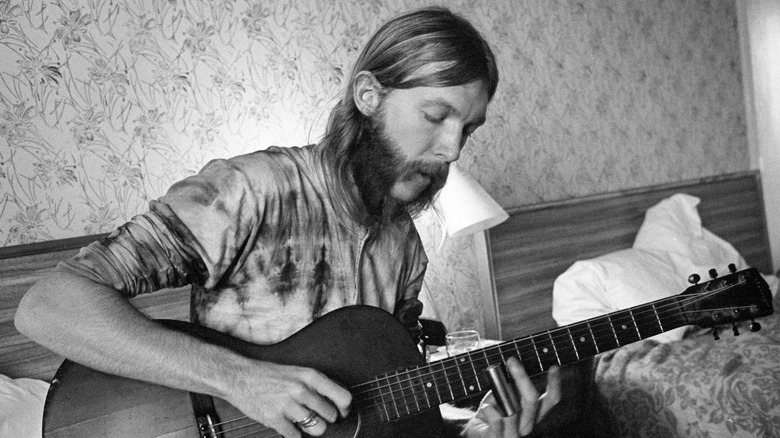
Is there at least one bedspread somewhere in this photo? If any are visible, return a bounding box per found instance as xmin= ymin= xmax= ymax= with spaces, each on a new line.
xmin=583 ymin=296 xmax=780 ymax=438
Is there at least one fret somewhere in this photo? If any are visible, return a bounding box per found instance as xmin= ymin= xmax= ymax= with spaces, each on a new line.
xmin=627 ymin=308 xmax=642 ymax=338
xmin=632 ymin=303 xmax=664 ymax=339
xmin=554 ymin=328 xmax=579 ymax=364
xmin=453 ymin=355 xmax=469 ymax=399
xmin=651 ymin=303 xmax=664 ymax=331
xmin=608 ymin=315 xmax=620 ymax=345
xmin=649 ymin=296 xmax=686 ymax=333
xmin=548 ymin=331 xmax=561 ymax=365
xmin=429 ymin=360 xmax=446 ymax=405
xmin=666 ymin=296 xmax=688 ymax=329
xmin=471 ymin=348 xmax=487 ymax=392
xmin=444 ymin=358 xmax=459 ymax=402
xmin=386 ymin=374 xmax=402 ymax=419
xmin=411 ymin=366 xmax=432 ymax=411
xmin=595 ymin=315 xmax=618 ymax=351
xmin=512 ymin=340 xmax=523 ymax=363
xmin=565 ymin=327 xmax=580 ymax=361
xmin=568 ymin=321 xmax=598 ymax=358
xmin=497 ymin=343 xmax=517 ymax=368
xmin=462 ymin=352 xmax=481 ymax=396
xmin=529 ymin=334 xmax=558 ymax=371
xmin=585 ymin=321 xmax=600 ymax=353
xmin=511 ymin=340 xmax=543 ymax=376
xmin=375 ymin=376 xmax=392 ymax=422
xmin=529 ymin=336 xmax=544 ymax=373
xmin=610 ymin=311 xmax=641 ymax=345
xmin=398 ymin=370 xmax=418 ymax=414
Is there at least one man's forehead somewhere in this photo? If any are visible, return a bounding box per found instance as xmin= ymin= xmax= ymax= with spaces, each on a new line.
xmin=413 ymin=82 xmax=490 ymax=119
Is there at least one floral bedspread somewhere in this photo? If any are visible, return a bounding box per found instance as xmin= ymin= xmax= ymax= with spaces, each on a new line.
xmin=583 ymin=296 xmax=780 ymax=438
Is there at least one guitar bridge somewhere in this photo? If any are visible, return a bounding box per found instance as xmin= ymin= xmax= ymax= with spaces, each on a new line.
xmin=191 ymin=392 xmax=223 ymax=438
xmin=196 ymin=413 xmax=220 ymax=438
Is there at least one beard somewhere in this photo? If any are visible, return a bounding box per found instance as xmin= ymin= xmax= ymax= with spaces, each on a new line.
xmin=350 ymin=113 xmax=449 ymax=224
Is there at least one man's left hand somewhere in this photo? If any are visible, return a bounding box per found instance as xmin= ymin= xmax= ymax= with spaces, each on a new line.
xmin=462 ymin=358 xmax=561 ymax=437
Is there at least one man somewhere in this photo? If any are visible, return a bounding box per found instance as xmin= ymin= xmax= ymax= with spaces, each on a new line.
xmin=15 ymin=7 xmax=560 ymax=438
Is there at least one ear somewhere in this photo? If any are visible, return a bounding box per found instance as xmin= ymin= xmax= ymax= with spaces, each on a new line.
xmin=353 ymin=71 xmax=384 ymax=116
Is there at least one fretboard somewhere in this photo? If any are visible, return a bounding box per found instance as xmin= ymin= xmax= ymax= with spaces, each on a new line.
xmin=358 ymin=294 xmax=686 ymax=422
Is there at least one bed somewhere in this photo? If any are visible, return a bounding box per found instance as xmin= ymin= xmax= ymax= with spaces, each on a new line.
xmin=1 ymin=170 xmax=777 ymax=437
xmin=486 ymin=170 xmax=780 ymax=438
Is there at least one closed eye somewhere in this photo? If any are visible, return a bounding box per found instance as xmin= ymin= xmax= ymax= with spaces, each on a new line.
xmin=424 ymin=112 xmax=446 ymax=123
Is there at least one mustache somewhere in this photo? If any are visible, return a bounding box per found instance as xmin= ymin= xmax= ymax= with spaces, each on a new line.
xmin=401 ymin=160 xmax=450 ymax=184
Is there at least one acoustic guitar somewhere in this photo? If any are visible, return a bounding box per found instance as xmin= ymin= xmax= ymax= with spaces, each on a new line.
xmin=43 ymin=266 xmax=774 ymax=437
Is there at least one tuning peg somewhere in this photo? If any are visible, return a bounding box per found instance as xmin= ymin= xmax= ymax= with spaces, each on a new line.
xmin=732 ymin=324 xmax=740 ymax=336
xmin=728 ymin=263 xmax=737 ymax=274
xmin=688 ymin=273 xmax=701 ymax=284
xmin=711 ymin=328 xmax=720 ymax=340
xmin=749 ymin=320 xmax=761 ymax=332
xmin=709 ymin=269 xmax=718 ymax=279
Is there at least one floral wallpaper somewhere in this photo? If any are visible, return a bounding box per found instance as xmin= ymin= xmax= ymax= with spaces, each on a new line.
xmin=0 ymin=0 xmax=748 ymax=333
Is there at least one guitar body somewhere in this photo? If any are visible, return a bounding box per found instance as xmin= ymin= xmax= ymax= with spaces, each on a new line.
xmin=43 ymin=306 xmax=443 ymax=438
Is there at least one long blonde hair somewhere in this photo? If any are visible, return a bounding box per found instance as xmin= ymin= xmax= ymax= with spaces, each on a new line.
xmin=318 ymin=6 xmax=499 ymax=223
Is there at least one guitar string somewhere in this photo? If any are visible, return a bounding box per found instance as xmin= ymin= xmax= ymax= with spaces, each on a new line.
xmin=202 ymin=405 xmax=389 ymax=438
xmin=213 ymin=406 xmax=391 ymax=438
xmin=211 ymin=418 xmax=273 ymax=437
xmin=342 ymin=279 xmax=758 ymax=415
xmin=350 ymin=278 xmax=746 ymax=390
xmin=202 ymin=279 xmax=759 ymax=431
xmin=213 ymin=279 xmax=761 ymax=428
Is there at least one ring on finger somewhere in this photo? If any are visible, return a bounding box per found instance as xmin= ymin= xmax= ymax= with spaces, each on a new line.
xmin=295 ymin=409 xmax=319 ymax=428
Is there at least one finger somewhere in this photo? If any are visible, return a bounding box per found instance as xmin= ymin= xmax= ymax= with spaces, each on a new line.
xmin=290 ymin=408 xmax=326 ymax=437
xmin=505 ymin=357 xmax=539 ymax=436
xmin=478 ymin=404 xmax=505 ymax=437
xmin=296 ymin=390 xmax=338 ymax=424
xmin=537 ymin=365 xmax=562 ymax=420
xmin=271 ymin=418 xmax=301 ymax=438
xmin=303 ymin=370 xmax=352 ymax=418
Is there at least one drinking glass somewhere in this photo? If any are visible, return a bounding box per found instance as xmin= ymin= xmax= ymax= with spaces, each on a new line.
xmin=446 ymin=330 xmax=481 ymax=357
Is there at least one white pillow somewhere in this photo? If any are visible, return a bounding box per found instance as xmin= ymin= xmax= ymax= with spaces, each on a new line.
xmin=552 ymin=193 xmax=777 ymax=345
xmin=0 ymin=375 xmax=48 ymax=438
xmin=633 ymin=193 xmax=780 ymax=295
xmin=633 ymin=193 xmax=748 ymax=272
xmin=552 ymin=248 xmax=691 ymax=343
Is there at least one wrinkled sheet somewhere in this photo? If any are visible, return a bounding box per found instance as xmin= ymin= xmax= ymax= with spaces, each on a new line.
xmin=0 ymin=375 xmax=48 ymax=438
xmin=585 ymin=296 xmax=780 ymax=438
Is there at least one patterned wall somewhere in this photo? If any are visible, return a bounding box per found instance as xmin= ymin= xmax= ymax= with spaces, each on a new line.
xmin=0 ymin=0 xmax=748 ymax=333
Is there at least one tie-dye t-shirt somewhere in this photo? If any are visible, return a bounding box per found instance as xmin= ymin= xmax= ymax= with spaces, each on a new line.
xmin=57 ymin=145 xmax=428 ymax=345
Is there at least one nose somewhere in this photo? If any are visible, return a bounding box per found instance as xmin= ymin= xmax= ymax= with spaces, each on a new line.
xmin=435 ymin=129 xmax=464 ymax=163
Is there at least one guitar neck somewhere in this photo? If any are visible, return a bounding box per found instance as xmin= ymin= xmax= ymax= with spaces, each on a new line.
xmin=361 ymin=295 xmax=686 ymax=420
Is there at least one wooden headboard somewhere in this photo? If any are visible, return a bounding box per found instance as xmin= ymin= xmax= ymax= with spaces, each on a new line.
xmin=486 ymin=171 xmax=773 ymax=341
xmin=0 ymin=235 xmax=190 ymax=380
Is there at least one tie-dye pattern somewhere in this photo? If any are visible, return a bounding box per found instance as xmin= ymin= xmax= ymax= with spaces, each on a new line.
xmin=57 ymin=145 xmax=428 ymax=345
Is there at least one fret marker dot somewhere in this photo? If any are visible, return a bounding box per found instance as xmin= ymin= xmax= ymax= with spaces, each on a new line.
xmin=469 ymin=385 xmax=475 ymax=391
xmin=579 ymin=336 xmax=585 ymax=342
xmin=426 ymin=382 xmax=432 ymax=388
xmin=459 ymin=358 xmax=466 ymax=363
xmin=621 ymin=324 xmax=627 ymax=330
xmin=543 ymin=347 xmax=549 ymax=353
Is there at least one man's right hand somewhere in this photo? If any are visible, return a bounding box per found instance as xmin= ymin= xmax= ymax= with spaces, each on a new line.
xmin=222 ymin=361 xmax=352 ymax=438
xmin=14 ymin=272 xmax=352 ymax=438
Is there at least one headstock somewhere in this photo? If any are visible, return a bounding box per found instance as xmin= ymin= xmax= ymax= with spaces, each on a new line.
xmin=679 ymin=265 xmax=773 ymax=337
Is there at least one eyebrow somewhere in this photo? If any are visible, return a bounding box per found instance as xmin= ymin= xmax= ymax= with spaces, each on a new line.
xmin=421 ymin=98 xmax=487 ymax=126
